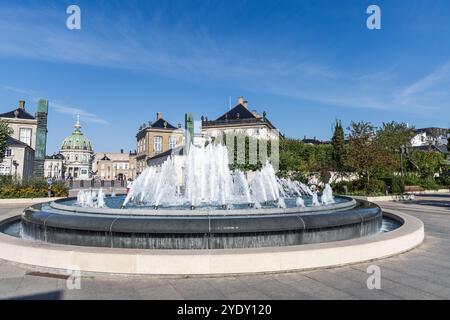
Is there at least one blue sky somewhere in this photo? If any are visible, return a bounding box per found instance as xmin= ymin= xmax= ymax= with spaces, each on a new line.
xmin=0 ymin=0 xmax=449 ymax=154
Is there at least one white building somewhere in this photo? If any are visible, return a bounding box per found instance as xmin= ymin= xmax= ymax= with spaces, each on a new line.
xmin=411 ymin=127 xmax=448 ymax=147
xmin=44 ymin=154 xmax=65 ymax=179
xmin=0 ymin=137 xmax=34 ymax=180
xmin=59 ymin=118 xmax=94 ymax=180
xmin=201 ymin=97 xmax=280 ymax=141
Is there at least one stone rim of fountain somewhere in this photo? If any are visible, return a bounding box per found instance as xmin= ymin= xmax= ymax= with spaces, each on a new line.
xmin=0 ymin=209 xmax=424 ymax=275
xmin=49 ymin=196 xmax=357 ymax=217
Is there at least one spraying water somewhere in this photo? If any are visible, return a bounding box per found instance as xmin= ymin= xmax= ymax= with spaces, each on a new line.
xmin=321 ymin=184 xmax=335 ymax=205
xmin=82 ymin=143 xmax=335 ymax=211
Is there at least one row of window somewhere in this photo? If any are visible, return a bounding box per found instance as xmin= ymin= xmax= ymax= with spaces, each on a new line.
xmin=154 ymin=136 xmax=177 ymax=152
xmin=100 ymin=163 xmax=129 ymax=170
xmin=138 ymin=136 xmax=177 ymax=154
xmin=0 ymin=165 xmax=11 ymax=175
xmin=65 ymin=154 xmax=90 ymax=163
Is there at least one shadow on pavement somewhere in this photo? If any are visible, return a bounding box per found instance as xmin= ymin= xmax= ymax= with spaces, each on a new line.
xmin=4 ymin=290 xmax=63 ymax=300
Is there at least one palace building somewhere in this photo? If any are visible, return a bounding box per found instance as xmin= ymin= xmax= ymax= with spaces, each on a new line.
xmin=135 ymin=112 xmax=184 ymax=175
xmin=92 ymin=150 xmax=137 ymax=181
xmin=58 ymin=117 xmax=94 ymax=180
xmin=0 ymin=99 xmax=48 ymax=179
xmin=201 ymin=96 xmax=279 ymax=140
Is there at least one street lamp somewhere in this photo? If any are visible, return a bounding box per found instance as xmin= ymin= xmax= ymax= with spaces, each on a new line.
xmin=399 ymin=145 xmax=409 ymax=178
xmin=12 ymin=160 xmax=19 ymax=180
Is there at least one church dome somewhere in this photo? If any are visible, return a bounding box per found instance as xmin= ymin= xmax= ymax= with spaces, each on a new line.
xmin=60 ymin=118 xmax=93 ymax=152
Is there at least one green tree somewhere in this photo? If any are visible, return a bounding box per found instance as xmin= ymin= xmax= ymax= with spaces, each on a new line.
xmin=331 ymin=119 xmax=345 ymax=172
xmin=447 ymin=129 xmax=450 ymax=153
xmin=0 ymin=119 xmax=12 ymax=161
xmin=376 ymin=121 xmax=415 ymax=174
xmin=409 ymin=150 xmax=444 ymax=180
xmin=344 ymin=121 xmax=385 ymax=186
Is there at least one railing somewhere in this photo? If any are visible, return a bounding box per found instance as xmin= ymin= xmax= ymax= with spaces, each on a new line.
xmin=67 ymin=179 xmax=126 ymax=189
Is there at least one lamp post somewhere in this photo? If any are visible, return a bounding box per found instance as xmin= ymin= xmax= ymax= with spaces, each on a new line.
xmin=399 ymin=145 xmax=409 ymax=179
xmin=12 ymin=161 xmax=18 ymax=180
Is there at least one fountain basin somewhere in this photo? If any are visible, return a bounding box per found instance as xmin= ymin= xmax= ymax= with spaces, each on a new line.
xmin=18 ymin=196 xmax=382 ymax=249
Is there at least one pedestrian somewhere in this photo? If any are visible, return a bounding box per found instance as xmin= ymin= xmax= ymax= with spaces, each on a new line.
xmin=126 ymin=178 xmax=133 ymax=194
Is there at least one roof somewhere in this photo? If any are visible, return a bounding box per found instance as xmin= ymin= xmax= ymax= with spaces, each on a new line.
xmin=100 ymin=154 xmax=111 ymax=161
xmin=60 ymin=118 xmax=93 ymax=152
xmin=46 ymin=153 xmax=64 ymax=160
xmin=6 ymin=136 xmax=29 ymax=148
xmin=412 ymin=145 xmax=449 ymax=154
xmin=94 ymin=152 xmax=130 ymax=162
xmin=216 ymin=104 xmax=257 ymax=121
xmin=414 ymin=127 xmax=448 ymax=136
xmin=0 ymin=108 xmax=35 ymax=120
xmin=203 ymin=103 xmax=277 ymax=131
xmin=151 ymin=118 xmax=177 ymax=130
xmin=302 ymin=138 xmax=330 ymax=145
xmin=148 ymin=146 xmax=184 ymax=161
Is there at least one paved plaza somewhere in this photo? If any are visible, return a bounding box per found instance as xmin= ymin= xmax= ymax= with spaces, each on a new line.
xmin=0 ymin=194 xmax=449 ymax=300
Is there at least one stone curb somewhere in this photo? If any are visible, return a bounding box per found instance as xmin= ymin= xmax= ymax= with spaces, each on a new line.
xmin=0 ymin=209 xmax=424 ymax=275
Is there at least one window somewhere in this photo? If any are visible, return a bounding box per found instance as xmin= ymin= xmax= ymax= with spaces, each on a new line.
xmin=5 ymin=149 xmax=12 ymax=157
xmin=19 ymin=128 xmax=32 ymax=146
xmin=169 ymin=137 xmax=176 ymax=149
xmin=154 ymin=136 xmax=162 ymax=152
xmin=0 ymin=165 xmax=11 ymax=175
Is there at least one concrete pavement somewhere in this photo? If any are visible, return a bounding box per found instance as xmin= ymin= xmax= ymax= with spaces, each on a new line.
xmin=0 ymin=195 xmax=449 ymax=300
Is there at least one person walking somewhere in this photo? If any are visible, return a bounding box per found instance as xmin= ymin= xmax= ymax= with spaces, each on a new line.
xmin=126 ymin=178 xmax=133 ymax=194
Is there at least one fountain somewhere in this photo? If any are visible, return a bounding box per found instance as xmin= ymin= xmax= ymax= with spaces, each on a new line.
xmin=10 ymin=143 xmax=382 ymax=249
xmin=122 ymin=144 xmax=310 ymax=210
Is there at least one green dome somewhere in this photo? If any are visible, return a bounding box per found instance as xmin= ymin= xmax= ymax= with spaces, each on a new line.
xmin=60 ymin=118 xmax=93 ymax=152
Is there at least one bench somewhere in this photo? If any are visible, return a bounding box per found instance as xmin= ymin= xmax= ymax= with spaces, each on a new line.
xmin=404 ymin=185 xmax=424 ymax=193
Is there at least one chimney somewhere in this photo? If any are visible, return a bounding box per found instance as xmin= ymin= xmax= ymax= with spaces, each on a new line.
xmin=18 ymin=100 xmax=25 ymax=110
xmin=237 ymin=96 xmax=245 ymax=105
xmin=157 ymin=112 xmax=162 ymax=120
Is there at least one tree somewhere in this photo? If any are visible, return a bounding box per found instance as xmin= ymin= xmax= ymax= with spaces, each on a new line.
xmin=447 ymin=129 xmax=450 ymax=153
xmin=409 ymin=150 xmax=445 ymax=180
xmin=0 ymin=119 xmax=12 ymax=161
xmin=331 ymin=119 xmax=345 ymax=172
xmin=376 ymin=121 xmax=415 ymax=174
xmin=344 ymin=121 xmax=385 ymax=186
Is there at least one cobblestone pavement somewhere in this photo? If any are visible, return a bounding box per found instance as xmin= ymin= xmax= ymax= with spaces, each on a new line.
xmin=0 ymin=195 xmax=449 ymax=300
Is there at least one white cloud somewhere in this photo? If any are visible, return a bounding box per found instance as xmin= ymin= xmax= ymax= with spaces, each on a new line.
xmin=0 ymin=85 xmax=109 ymax=125
xmin=49 ymin=102 xmax=109 ymax=125
xmin=0 ymin=2 xmax=448 ymax=118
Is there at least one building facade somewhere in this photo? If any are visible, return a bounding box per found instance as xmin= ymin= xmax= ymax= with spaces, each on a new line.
xmin=44 ymin=154 xmax=65 ymax=179
xmin=0 ymin=99 xmax=48 ymax=179
xmin=0 ymin=137 xmax=34 ymax=180
xmin=135 ymin=112 xmax=184 ymax=175
xmin=411 ymin=127 xmax=448 ymax=147
xmin=201 ymin=97 xmax=280 ymax=141
xmin=59 ymin=118 xmax=94 ymax=180
xmin=92 ymin=150 xmax=137 ymax=181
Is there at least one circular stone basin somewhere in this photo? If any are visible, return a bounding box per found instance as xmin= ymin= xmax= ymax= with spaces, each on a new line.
xmin=6 ymin=196 xmax=384 ymax=250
